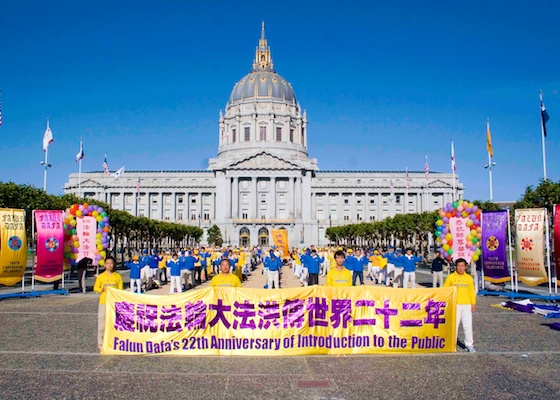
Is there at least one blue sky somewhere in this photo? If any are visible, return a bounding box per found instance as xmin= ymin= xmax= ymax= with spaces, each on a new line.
xmin=1 ymin=1 xmax=559 ymax=202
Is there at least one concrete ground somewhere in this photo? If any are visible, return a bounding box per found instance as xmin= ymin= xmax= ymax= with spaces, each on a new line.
xmin=0 ymin=263 xmax=559 ymax=399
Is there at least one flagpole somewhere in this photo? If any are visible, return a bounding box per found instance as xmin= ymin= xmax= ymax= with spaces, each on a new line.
xmin=451 ymin=140 xmax=456 ymax=202
xmin=40 ymin=118 xmax=52 ymax=192
xmin=484 ymin=119 xmax=496 ymax=201
xmin=540 ymin=90 xmax=547 ymax=180
xmin=487 ymin=150 xmax=494 ymax=201
xmin=78 ymin=138 xmax=82 ymax=199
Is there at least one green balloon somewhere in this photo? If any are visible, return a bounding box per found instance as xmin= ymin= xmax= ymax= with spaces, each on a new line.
xmin=71 ymin=229 xmax=77 ymax=235
xmin=472 ymin=238 xmax=479 ymax=244
xmin=447 ymin=249 xmax=453 ymax=255
xmin=452 ymin=201 xmax=458 ymax=208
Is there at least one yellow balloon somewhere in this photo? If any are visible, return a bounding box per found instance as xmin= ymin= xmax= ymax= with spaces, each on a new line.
xmin=443 ymin=244 xmax=450 ymax=251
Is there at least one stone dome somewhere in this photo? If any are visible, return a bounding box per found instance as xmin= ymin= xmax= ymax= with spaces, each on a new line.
xmin=229 ymin=71 xmax=296 ymax=104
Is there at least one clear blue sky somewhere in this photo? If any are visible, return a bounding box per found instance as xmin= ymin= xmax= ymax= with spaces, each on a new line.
xmin=1 ymin=1 xmax=559 ymax=202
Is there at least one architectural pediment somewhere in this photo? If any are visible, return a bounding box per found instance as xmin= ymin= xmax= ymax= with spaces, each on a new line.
xmin=228 ymin=152 xmax=302 ymax=170
xmin=430 ymin=179 xmax=452 ymax=188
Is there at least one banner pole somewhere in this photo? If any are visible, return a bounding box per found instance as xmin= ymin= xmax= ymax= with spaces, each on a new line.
xmin=540 ymin=91 xmax=547 ymax=180
xmin=506 ymin=209 xmax=514 ymax=292
xmin=545 ymin=210 xmax=552 ymax=295
xmin=78 ymin=158 xmax=82 ymax=199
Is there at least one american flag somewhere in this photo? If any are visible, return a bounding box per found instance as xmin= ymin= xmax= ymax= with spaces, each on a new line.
xmin=424 ymin=154 xmax=429 ymax=181
xmin=451 ymin=140 xmax=456 ymax=172
xmin=102 ymin=155 xmax=110 ymax=175
xmin=406 ymin=166 xmax=411 ymax=190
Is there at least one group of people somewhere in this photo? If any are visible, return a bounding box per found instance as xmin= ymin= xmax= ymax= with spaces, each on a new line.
xmin=93 ymin=243 xmax=476 ymax=352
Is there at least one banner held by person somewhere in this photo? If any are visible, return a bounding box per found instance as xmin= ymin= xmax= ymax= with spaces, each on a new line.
xmin=0 ymin=208 xmax=28 ymax=286
xmin=34 ymin=210 xmax=65 ymax=282
xmin=481 ymin=210 xmax=511 ymax=283
xmin=271 ymin=229 xmax=289 ymax=258
xmin=515 ymin=209 xmax=548 ymax=286
xmin=102 ymin=286 xmax=457 ymax=356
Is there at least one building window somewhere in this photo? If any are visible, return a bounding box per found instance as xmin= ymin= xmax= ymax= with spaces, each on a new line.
xmin=177 ymin=212 xmax=183 ymax=220
xmin=232 ymin=128 xmax=236 ymax=143
xmin=242 ymin=211 xmax=248 ymax=219
xmin=369 ymin=215 xmax=375 ymax=221
xmin=178 ymin=195 xmax=184 ymax=204
xmin=191 ymin=197 xmax=197 ymax=203
xmin=260 ymin=126 xmax=266 ymax=141
xmin=344 ymin=199 xmax=349 ymax=204
xmin=152 ymin=196 xmax=158 ymax=204
xmin=244 ymin=127 xmax=250 ymax=141
xmin=289 ymin=129 xmax=294 ymax=142
xmin=191 ymin=214 xmax=197 ymax=221
xmin=343 ymin=215 xmax=350 ymax=221
xmin=276 ymin=127 xmax=282 ymax=141
xmin=396 ymin=195 xmax=401 ymax=204
xmin=357 ymin=214 xmax=363 ymax=221
xmin=301 ymin=128 xmax=305 ymax=143
xmin=260 ymin=193 xmax=266 ymax=204
xmin=370 ymin=199 xmax=375 ymax=204
xmin=203 ymin=212 xmax=210 ymax=220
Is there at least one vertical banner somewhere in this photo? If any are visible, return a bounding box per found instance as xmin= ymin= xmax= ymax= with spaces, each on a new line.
xmin=35 ymin=210 xmax=64 ymax=282
xmin=449 ymin=217 xmax=473 ymax=263
xmin=515 ymin=209 xmax=548 ymax=286
xmin=0 ymin=208 xmax=28 ymax=286
xmin=554 ymin=205 xmax=560 ymax=280
xmin=271 ymin=229 xmax=289 ymax=257
xmin=481 ymin=210 xmax=510 ymax=283
xmin=76 ymin=216 xmax=97 ymax=264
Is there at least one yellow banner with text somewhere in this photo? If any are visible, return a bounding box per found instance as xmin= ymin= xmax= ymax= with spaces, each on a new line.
xmin=103 ymin=285 xmax=457 ymax=356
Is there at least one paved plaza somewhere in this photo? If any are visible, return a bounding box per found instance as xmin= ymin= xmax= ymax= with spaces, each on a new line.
xmin=0 ymin=264 xmax=559 ymax=400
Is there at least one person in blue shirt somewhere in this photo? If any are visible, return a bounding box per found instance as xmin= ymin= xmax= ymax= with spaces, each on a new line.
xmin=391 ymin=249 xmax=406 ymax=288
xmin=181 ymin=251 xmax=197 ymax=290
xmin=402 ymin=248 xmax=423 ymax=288
xmin=125 ymin=255 xmax=143 ymax=293
xmin=139 ymin=249 xmax=151 ymax=292
xmin=299 ymin=248 xmax=311 ymax=286
xmin=350 ymin=249 xmax=369 ymax=286
xmin=305 ymin=249 xmax=324 ymax=286
xmin=149 ymin=249 xmax=160 ymax=288
xmin=264 ymin=251 xmax=283 ymax=289
xmin=382 ymin=246 xmax=400 ymax=288
xmin=166 ymin=253 xmax=182 ymax=294
xmin=199 ymin=247 xmax=211 ymax=282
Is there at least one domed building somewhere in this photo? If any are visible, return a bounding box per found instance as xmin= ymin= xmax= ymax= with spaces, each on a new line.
xmin=65 ymin=23 xmax=463 ymax=247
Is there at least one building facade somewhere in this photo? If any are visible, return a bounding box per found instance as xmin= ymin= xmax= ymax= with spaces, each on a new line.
xmin=65 ymin=24 xmax=463 ymax=247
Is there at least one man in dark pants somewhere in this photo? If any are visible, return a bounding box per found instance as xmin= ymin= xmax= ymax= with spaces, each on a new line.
xmin=76 ymin=257 xmax=93 ymax=293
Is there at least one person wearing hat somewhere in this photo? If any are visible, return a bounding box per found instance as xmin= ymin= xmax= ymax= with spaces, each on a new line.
xmin=126 ymin=255 xmax=143 ymax=293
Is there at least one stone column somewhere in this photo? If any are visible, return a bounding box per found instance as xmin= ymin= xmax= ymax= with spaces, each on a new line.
xmin=158 ymin=192 xmax=163 ymax=220
xmin=301 ymin=173 xmax=312 ymax=221
xmin=270 ymin=177 xmax=276 ymax=219
xmin=252 ymin=177 xmax=258 ymax=219
xmin=288 ymin=177 xmax=295 ymax=218
xmin=232 ymin=177 xmax=239 ymax=219
xmin=295 ymin=177 xmax=302 ymax=219
xmin=337 ymin=192 xmax=343 ymax=223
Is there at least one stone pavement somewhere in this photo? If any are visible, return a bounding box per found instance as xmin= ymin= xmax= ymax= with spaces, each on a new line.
xmin=0 ymin=263 xmax=559 ymax=399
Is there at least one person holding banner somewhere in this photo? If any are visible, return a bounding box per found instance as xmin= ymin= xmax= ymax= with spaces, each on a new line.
xmin=210 ymin=258 xmax=242 ymax=287
xmin=93 ymin=256 xmax=123 ymax=350
xmin=444 ymin=258 xmax=476 ymax=353
xmin=326 ymin=250 xmax=352 ymax=286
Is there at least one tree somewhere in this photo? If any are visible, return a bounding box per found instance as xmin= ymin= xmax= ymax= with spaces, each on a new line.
xmin=206 ymin=224 xmax=223 ymax=246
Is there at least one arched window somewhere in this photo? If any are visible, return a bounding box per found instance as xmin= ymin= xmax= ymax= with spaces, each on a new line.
xmin=239 ymin=227 xmax=250 ymax=247
xmin=258 ymin=227 xmax=269 ymax=247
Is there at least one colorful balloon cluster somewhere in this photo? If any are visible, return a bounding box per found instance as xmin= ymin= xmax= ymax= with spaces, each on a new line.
xmin=64 ymin=203 xmax=111 ymax=267
xmin=435 ymin=200 xmax=482 ymax=262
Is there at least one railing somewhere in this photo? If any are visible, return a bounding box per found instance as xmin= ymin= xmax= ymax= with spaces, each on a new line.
xmin=233 ymin=218 xmax=295 ymax=224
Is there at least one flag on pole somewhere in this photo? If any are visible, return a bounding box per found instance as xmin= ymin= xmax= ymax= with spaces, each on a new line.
xmin=136 ymin=177 xmax=141 ymax=194
xmin=541 ymin=92 xmax=550 ymax=137
xmin=424 ymin=154 xmax=429 ymax=181
xmin=112 ymin=166 xmax=124 ymax=178
xmin=43 ymin=120 xmax=53 ymax=151
xmin=406 ymin=166 xmax=411 ymax=190
xmin=103 ymin=155 xmax=110 ymax=176
xmin=486 ymin=120 xmax=493 ymax=157
xmin=451 ymin=140 xmax=456 ymax=172
xmin=75 ymin=138 xmax=84 ymax=162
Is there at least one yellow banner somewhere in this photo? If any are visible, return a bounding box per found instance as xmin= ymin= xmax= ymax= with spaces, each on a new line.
xmin=103 ymin=286 xmax=457 ymax=356
xmin=515 ymin=208 xmax=548 ymax=286
xmin=0 ymin=208 xmax=28 ymax=286
xmin=271 ymin=229 xmax=289 ymax=257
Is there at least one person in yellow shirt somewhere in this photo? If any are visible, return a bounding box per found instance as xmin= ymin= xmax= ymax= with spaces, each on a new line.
xmin=443 ymin=258 xmax=476 ymax=353
xmin=210 ymin=259 xmax=242 ymax=288
xmin=93 ymin=256 xmax=123 ymax=350
xmin=369 ymin=250 xmax=388 ymax=284
xmin=326 ymin=250 xmax=352 ymax=287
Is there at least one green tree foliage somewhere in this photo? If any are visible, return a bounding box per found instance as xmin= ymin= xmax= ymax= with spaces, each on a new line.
xmin=512 ymin=179 xmax=560 ymax=215
xmin=0 ymin=182 xmax=204 ymax=260
xmin=206 ymin=224 xmax=224 ymax=246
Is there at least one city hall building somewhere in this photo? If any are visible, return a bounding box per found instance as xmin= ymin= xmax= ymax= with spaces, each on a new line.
xmin=65 ymin=25 xmax=463 ymax=247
